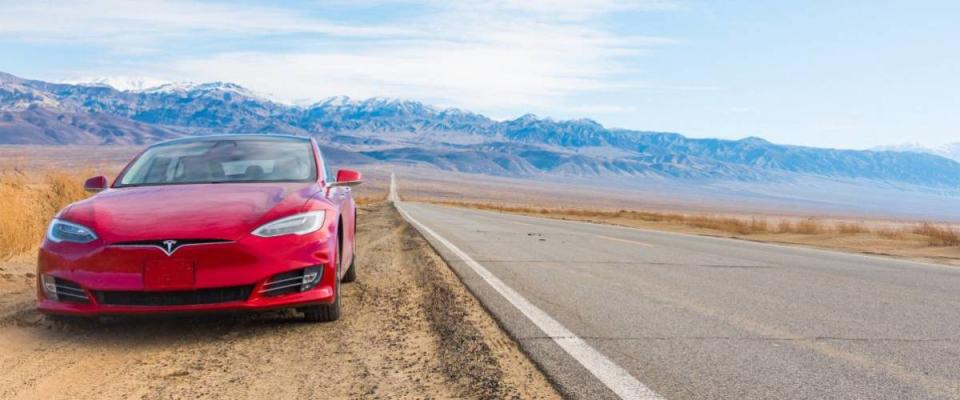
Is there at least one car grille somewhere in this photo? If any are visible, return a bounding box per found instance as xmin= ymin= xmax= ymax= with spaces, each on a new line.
xmin=54 ymin=278 xmax=91 ymax=304
xmin=111 ymin=239 xmax=231 ymax=246
xmin=93 ymin=285 xmax=253 ymax=306
xmin=109 ymin=239 xmax=232 ymax=255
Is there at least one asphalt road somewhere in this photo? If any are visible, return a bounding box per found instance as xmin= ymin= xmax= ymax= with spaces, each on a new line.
xmin=393 ymin=184 xmax=960 ymax=399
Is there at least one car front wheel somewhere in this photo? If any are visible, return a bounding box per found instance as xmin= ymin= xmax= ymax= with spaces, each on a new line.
xmin=301 ymin=243 xmax=342 ymax=323
xmin=341 ymin=222 xmax=357 ymax=283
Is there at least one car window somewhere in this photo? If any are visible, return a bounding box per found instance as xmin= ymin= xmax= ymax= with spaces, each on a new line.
xmin=318 ymin=146 xmax=334 ymax=183
xmin=117 ymin=139 xmax=317 ymax=186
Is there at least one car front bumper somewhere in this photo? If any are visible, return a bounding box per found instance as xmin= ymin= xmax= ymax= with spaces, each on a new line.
xmin=36 ymin=232 xmax=339 ymax=316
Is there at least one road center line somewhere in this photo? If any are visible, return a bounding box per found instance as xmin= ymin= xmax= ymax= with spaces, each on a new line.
xmin=390 ymin=175 xmax=662 ymax=400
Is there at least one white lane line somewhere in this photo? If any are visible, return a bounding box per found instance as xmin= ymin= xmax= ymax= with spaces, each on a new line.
xmin=392 ymin=206 xmax=662 ymax=398
xmin=388 ymin=173 xmax=400 ymax=202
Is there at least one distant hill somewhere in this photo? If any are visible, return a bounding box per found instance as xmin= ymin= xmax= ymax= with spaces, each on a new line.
xmin=873 ymin=142 xmax=960 ymax=162
xmin=2 ymin=71 xmax=960 ymax=188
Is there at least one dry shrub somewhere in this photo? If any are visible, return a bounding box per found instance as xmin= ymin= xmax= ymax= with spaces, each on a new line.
xmin=686 ymin=215 xmax=752 ymax=235
xmin=836 ymin=222 xmax=870 ymax=234
xmin=749 ymin=218 xmax=769 ymax=233
xmin=776 ymin=220 xmax=795 ymax=233
xmin=0 ymin=169 xmax=88 ymax=259
xmin=876 ymin=227 xmax=908 ymax=240
xmin=0 ymin=172 xmax=36 ymax=258
xmin=794 ymin=218 xmax=825 ymax=234
xmin=912 ymin=222 xmax=960 ymax=246
xmin=355 ymin=195 xmax=386 ymax=206
xmin=40 ymin=171 xmax=88 ymax=216
xmin=776 ymin=219 xmax=826 ymax=234
xmin=628 ymin=211 xmax=686 ymax=223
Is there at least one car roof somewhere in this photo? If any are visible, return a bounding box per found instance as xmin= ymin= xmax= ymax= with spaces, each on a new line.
xmin=151 ymin=134 xmax=313 ymax=147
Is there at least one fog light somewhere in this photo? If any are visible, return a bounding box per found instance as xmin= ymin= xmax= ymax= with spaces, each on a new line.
xmin=41 ymin=275 xmax=58 ymax=301
xmin=301 ymin=266 xmax=323 ymax=292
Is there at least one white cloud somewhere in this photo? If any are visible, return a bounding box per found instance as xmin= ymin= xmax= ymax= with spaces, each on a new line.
xmin=0 ymin=0 xmax=414 ymax=44
xmin=4 ymin=0 xmax=679 ymax=116
xmin=436 ymin=0 xmax=682 ymax=20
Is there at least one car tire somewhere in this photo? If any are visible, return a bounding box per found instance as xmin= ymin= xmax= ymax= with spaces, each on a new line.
xmin=302 ymin=240 xmax=342 ymax=323
xmin=302 ymin=277 xmax=340 ymax=323
xmin=341 ymin=221 xmax=357 ymax=283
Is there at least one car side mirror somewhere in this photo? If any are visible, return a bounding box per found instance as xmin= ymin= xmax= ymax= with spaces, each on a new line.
xmin=83 ymin=176 xmax=108 ymax=193
xmin=328 ymin=169 xmax=362 ymax=187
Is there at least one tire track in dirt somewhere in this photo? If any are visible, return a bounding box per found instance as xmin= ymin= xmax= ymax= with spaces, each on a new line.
xmin=0 ymin=203 xmax=559 ymax=400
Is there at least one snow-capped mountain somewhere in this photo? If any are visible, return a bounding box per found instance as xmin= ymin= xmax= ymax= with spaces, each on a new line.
xmin=873 ymin=142 xmax=960 ymax=162
xmin=63 ymin=76 xmax=171 ymax=92
xmin=2 ymin=71 xmax=960 ymax=188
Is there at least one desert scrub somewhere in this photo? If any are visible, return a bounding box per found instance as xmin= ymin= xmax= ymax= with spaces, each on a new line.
xmin=0 ymin=169 xmax=88 ymax=259
xmin=912 ymin=222 xmax=960 ymax=246
xmin=355 ymin=195 xmax=387 ymax=206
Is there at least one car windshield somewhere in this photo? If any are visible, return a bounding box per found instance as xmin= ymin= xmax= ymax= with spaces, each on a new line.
xmin=116 ymin=139 xmax=317 ymax=186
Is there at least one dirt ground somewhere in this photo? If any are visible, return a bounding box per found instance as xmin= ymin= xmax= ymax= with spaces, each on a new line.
xmin=0 ymin=202 xmax=560 ymax=400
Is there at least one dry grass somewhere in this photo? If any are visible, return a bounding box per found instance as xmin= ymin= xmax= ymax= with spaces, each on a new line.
xmin=913 ymin=222 xmax=960 ymax=246
xmin=356 ymin=195 xmax=387 ymax=206
xmin=417 ymin=199 xmax=960 ymax=251
xmin=836 ymin=222 xmax=871 ymax=234
xmin=0 ymin=169 xmax=89 ymax=259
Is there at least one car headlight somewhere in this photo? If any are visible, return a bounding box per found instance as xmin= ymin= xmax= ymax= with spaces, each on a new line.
xmin=46 ymin=219 xmax=98 ymax=243
xmin=252 ymin=211 xmax=326 ymax=237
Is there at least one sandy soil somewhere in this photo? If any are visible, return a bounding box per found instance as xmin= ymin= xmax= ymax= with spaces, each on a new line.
xmin=0 ymin=202 xmax=559 ymax=400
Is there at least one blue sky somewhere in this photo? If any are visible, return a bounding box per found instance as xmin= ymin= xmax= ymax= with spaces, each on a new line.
xmin=1 ymin=0 xmax=957 ymax=149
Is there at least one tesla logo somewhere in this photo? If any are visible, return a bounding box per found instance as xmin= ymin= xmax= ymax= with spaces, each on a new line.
xmin=162 ymin=240 xmax=178 ymax=256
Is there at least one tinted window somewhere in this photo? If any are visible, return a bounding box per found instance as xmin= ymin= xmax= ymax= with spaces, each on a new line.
xmin=318 ymin=146 xmax=334 ymax=183
xmin=117 ymin=139 xmax=317 ymax=186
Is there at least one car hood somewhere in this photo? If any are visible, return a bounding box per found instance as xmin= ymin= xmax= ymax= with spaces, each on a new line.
xmin=62 ymin=183 xmax=322 ymax=243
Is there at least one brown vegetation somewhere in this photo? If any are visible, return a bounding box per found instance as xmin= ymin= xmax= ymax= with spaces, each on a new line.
xmin=0 ymin=169 xmax=89 ymax=259
xmin=355 ymin=194 xmax=387 ymax=206
xmin=912 ymin=222 xmax=960 ymax=246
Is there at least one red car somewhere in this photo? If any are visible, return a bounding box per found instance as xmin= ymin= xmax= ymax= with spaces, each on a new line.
xmin=37 ymin=134 xmax=361 ymax=322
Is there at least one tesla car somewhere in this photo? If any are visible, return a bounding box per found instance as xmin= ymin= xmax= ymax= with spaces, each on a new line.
xmin=36 ymin=134 xmax=361 ymax=322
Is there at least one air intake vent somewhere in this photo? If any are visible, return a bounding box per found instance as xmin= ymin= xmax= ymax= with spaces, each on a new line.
xmin=94 ymin=285 xmax=253 ymax=306
xmin=261 ymin=266 xmax=323 ymax=297
xmin=53 ymin=278 xmax=91 ymax=304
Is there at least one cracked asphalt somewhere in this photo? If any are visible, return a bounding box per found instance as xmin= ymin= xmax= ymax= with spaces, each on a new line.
xmin=400 ymin=202 xmax=960 ymax=400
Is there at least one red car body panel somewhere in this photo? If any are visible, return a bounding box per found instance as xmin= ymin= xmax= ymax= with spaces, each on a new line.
xmin=36 ymin=135 xmax=359 ymax=316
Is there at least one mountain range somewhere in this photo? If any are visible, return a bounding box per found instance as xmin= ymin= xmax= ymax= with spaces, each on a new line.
xmin=872 ymin=142 xmax=960 ymax=162
xmin=2 ymin=71 xmax=959 ymax=189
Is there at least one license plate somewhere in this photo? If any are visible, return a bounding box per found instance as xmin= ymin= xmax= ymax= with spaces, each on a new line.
xmin=143 ymin=259 xmax=195 ymax=289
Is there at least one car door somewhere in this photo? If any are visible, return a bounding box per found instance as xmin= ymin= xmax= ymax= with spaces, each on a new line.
xmin=318 ymin=147 xmax=356 ymax=275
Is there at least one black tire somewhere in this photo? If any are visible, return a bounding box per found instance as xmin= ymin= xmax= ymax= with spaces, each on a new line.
xmin=302 ymin=278 xmax=340 ymax=323
xmin=341 ymin=219 xmax=357 ymax=283
xmin=302 ymin=239 xmax=342 ymax=323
